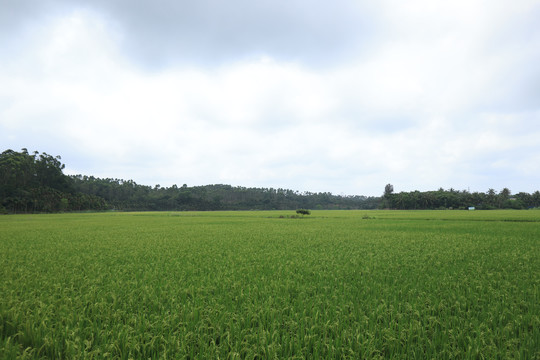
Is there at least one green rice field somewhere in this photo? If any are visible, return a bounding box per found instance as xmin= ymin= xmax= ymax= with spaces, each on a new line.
xmin=1 ymin=210 xmax=539 ymax=359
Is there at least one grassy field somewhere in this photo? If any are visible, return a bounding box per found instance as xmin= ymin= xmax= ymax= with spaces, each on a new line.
xmin=1 ymin=210 xmax=539 ymax=359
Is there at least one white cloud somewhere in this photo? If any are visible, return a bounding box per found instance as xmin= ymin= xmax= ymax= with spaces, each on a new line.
xmin=1 ymin=1 xmax=539 ymax=196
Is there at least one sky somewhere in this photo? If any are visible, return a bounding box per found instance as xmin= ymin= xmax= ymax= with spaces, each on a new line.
xmin=1 ymin=0 xmax=539 ymax=196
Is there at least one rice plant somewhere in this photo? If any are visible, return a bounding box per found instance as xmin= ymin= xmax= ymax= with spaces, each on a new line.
xmin=1 ymin=210 xmax=538 ymax=358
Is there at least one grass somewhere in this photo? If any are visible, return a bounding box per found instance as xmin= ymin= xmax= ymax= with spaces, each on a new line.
xmin=1 ymin=210 xmax=539 ymax=359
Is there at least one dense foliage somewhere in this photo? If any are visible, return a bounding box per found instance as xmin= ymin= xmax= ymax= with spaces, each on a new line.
xmin=0 ymin=149 xmax=106 ymax=213
xmin=1 ymin=149 xmax=539 ymax=213
xmin=69 ymin=175 xmax=379 ymax=211
xmin=0 ymin=149 xmax=378 ymax=213
xmin=1 ymin=211 xmax=538 ymax=358
xmin=382 ymin=184 xmax=540 ymax=210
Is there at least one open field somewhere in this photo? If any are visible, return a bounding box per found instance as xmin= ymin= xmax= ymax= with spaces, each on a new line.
xmin=1 ymin=210 xmax=539 ymax=359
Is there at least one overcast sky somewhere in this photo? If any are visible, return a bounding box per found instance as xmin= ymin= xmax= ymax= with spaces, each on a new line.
xmin=1 ymin=0 xmax=539 ymax=196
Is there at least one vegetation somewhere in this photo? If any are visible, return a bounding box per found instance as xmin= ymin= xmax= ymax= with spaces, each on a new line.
xmin=1 ymin=210 xmax=539 ymax=358
xmin=381 ymin=184 xmax=540 ymax=210
xmin=2 ymin=149 xmax=540 ymax=213
xmin=0 ymin=149 xmax=378 ymax=213
xmin=69 ymin=176 xmax=379 ymax=212
xmin=0 ymin=149 xmax=106 ymax=213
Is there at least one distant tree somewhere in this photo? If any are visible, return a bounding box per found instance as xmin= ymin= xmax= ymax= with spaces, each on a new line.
xmin=532 ymin=191 xmax=540 ymax=208
xmin=60 ymin=198 xmax=69 ymax=211
xmin=381 ymin=184 xmax=394 ymax=208
xmin=498 ymin=188 xmax=511 ymax=208
xmin=486 ymin=188 xmax=497 ymax=209
xmin=384 ymin=184 xmax=394 ymax=197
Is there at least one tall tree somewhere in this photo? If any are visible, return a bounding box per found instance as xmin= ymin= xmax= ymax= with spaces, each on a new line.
xmin=382 ymin=183 xmax=394 ymax=208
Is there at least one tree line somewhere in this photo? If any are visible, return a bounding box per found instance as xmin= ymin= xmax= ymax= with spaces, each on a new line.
xmin=0 ymin=149 xmax=106 ymax=213
xmin=68 ymin=176 xmax=379 ymax=211
xmin=1 ymin=149 xmax=539 ymax=213
xmin=382 ymin=184 xmax=540 ymax=210
xmin=0 ymin=149 xmax=378 ymax=213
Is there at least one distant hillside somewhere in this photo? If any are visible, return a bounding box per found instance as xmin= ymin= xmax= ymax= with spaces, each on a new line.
xmin=0 ymin=149 xmax=378 ymax=213
xmin=68 ymin=176 xmax=379 ymax=211
xmin=1 ymin=149 xmax=539 ymax=213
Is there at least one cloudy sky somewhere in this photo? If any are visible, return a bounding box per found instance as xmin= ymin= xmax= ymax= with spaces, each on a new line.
xmin=1 ymin=0 xmax=539 ymax=196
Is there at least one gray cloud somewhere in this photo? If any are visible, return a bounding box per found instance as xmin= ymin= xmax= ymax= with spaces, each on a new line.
xmin=44 ymin=0 xmax=377 ymax=69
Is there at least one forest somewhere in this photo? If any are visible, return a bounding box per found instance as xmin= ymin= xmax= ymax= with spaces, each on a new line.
xmin=1 ymin=149 xmax=539 ymax=213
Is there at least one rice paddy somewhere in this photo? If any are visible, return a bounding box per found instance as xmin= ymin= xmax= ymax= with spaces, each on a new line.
xmin=1 ymin=210 xmax=539 ymax=359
